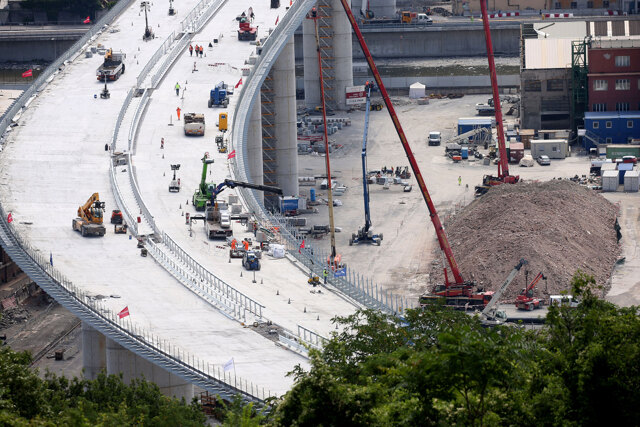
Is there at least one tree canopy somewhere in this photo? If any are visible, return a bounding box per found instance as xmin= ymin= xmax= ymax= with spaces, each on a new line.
xmin=266 ymin=271 xmax=640 ymax=426
xmin=0 ymin=345 xmax=206 ymax=426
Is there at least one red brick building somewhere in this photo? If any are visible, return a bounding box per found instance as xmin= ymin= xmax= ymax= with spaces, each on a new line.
xmin=588 ymin=40 xmax=640 ymax=113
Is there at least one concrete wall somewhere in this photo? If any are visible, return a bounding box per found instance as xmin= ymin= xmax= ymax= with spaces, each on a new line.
xmin=294 ymin=26 xmax=520 ymax=59
xmin=0 ymin=39 xmax=76 ymax=61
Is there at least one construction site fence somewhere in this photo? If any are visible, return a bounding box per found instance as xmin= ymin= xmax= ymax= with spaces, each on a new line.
xmin=0 ymin=0 xmax=136 ymax=139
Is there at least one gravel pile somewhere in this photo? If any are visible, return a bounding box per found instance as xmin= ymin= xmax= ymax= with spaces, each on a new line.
xmin=429 ymin=180 xmax=620 ymax=299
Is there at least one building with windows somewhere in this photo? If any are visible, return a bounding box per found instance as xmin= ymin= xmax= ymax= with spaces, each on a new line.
xmin=588 ymin=39 xmax=640 ymax=113
xmin=584 ymin=111 xmax=640 ymax=145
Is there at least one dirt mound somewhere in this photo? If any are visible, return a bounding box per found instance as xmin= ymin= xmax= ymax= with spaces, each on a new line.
xmin=429 ymin=180 xmax=620 ymax=300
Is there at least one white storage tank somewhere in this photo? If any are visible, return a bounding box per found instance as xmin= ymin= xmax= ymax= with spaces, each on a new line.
xmin=624 ymin=170 xmax=640 ymax=192
xmin=602 ymin=170 xmax=619 ymax=192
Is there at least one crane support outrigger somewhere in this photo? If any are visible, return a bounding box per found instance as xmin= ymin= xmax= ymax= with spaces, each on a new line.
xmin=350 ymin=81 xmax=382 ymax=246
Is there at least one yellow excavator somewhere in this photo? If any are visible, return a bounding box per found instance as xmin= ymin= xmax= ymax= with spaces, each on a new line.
xmin=72 ymin=193 xmax=106 ymax=237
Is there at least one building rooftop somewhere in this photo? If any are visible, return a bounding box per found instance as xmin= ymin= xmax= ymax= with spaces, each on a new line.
xmin=585 ymin=111 xmax=640 ymax=119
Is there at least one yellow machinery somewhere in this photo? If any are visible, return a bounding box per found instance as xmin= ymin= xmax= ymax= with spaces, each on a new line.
xmin=73 ymin=193 xmax=106 ymax=237
xmin=218 ymin=112 xmax=228 ymax=131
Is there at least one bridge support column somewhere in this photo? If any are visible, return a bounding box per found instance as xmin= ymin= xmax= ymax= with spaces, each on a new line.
xmin=247 ymin=92 xmax=264 ymax=205
xmin=82 ymin=322 xmax=106 ymax=380
xmin=106 ymin=338 xmax=194 ymax=401
xmin=274 ymin=36 xmax=299 ymax=199
xmin=302 ymin=0 xmax=353 ymax=111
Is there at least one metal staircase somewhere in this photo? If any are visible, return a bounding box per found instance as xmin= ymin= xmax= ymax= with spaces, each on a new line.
xmin=260 ymin=71 xmax=279 ymax=211
xmin=317 ymin=0 xmax=336 ymax=111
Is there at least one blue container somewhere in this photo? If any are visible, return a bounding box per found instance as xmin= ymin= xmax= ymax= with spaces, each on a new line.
xmin=309 ymin=188 xmax=316 ymax=202
xmin=461 ymin=147 xmax=468 ymax=159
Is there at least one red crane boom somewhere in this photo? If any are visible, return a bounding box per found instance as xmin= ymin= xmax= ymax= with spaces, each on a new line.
xmin=338 ymin=0 xmax=464 ymax=286
xmin=479 ymin=0 xmax=510 ymax=179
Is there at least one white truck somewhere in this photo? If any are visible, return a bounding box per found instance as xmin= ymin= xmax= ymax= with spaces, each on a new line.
xmin=428 ymin=131 xmax=441 ymax=146
xmin=96 ymin=49 xmax=126 ymax=81
xmin=184 ymin=113 xmax=205 ymax=136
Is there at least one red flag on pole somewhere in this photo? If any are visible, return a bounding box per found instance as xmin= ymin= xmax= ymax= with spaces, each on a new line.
xmin=299 ymin=239 xmax=305 ymax=253
xmin=235 ymin=78 xmax=243 ymax=88
xmin=21 ymin=69 xmax=32 ymax=78
xmin=83 ymin=16 xmax=91 ymax=24
xmin=275 ymin=15 xmax=279 ymax=25
xmin=7 ymin=213 xmax=13 ymax=223
xmin=118 ymin=306 xmax=130 ymax=319
xmin=227 ymin=150 xmax=236 ymax=160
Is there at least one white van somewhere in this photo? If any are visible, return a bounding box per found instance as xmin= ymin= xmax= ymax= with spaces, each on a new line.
xmin=428 ymin=131 xmax=441 ymax=146
xmin=417 ymin=13 xmax=433 ymax=24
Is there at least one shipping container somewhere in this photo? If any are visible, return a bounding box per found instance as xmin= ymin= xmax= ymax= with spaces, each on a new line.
xmin=605 ymin=145 xmax=640 ymax=159
xmin=520 ymin=129 xmax=535 ymax=149
xmin=624 ymin=170 xmax=640 ymax=192
xmin=509 ymin=142 xmax=525 ymax=163
xmin=530 ymin=139 xmax=568 ymax=159
xmin=602 ymin=170 xmax=619 ymax=192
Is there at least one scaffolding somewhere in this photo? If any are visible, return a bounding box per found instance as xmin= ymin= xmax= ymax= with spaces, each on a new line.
xmin=261 ymin=71 xmax=279 ymax=210
xmin=316 ymin=0 xmax=336 ymax=111
xmin=571 ymin=38 xmax=590 ymax=133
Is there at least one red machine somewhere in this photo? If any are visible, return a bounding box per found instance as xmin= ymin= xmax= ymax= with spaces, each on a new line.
xmin=238 ymin=17 xmax=257 ymax=41
xmin=338 ymin=0 xmax=489 ymax=307
xmin=516 ymin=272 xmax=546 ymax=311
xmin=475 ymin=0 xmax=519 ymax=196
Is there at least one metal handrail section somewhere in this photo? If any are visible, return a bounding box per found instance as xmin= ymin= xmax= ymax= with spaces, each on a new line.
xmin=229 ymin=0 xmax=415 ymax=316
xmin=161 ymin=232 xmax=265 ymax=318
xmin=136 ymin=31 xmax=178 ymax=89
xmin=0 ymin=0 xmax=136 ymax=139
xmin=111 ymin=88 xmax=135 ymax=152
xmin=0 ymin=204 xmax=271 ymax=403
xmin=149 ymin=36 xmax=190 ymax=88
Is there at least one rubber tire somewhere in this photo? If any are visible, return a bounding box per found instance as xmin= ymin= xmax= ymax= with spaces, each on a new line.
xmin=208 ymin=99 xmax=213 ymax=108
xmin=377 ymin=239 xmax=381 ymax=246
xmin=379 ymin=233 xmax=383 ymax=241
xmin=528 ymin=304 xmax=534 ymax=311
xmin=121 ymin=64 xmax=125 ymax=74
xmin=81 ymin=227 xmax=86 ymax=237
xmin=349 ymin=239 xmax=353 ymax=246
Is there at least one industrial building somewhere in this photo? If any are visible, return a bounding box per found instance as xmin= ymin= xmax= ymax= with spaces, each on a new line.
xmin=588 ymin=39 xmax=640 ymax=113
xmin=584 ymin=111 xmax=640 ymax=145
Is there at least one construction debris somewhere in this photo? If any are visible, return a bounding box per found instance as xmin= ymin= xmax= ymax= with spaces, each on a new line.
xmin=429 ymin=180 xmax=620 ymax=299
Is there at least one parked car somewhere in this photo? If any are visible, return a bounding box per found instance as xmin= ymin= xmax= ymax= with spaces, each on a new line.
xmin=622 ymin=155 xmax=638 ymax=165
xmin=537 ymin=155 xmax=551 ymax=166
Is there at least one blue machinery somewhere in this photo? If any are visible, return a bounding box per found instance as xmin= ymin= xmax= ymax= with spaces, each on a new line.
xmin=349 ymin=82 xmax=382 ymax=246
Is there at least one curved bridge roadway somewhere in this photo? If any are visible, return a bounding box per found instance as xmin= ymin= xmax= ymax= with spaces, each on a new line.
xmin=0 ymin=0 xmax=360 ymax=402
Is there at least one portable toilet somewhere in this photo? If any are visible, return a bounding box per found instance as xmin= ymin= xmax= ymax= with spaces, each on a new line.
xmin=624 ymin=170 xmax=640 ymax=192
xmin=309 ymin=188 xmax=316 ymax=202
xmin=219 ymin=112 xmax=228 ymax=131
xmin=602 ymin=170 xmax=619 ymax=192
xmin=461 ymin=146 xmax=468 ymax=159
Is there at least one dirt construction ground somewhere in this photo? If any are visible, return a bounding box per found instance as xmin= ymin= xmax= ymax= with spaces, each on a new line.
xmin=296 ymin=94 xmax=640 ymax=306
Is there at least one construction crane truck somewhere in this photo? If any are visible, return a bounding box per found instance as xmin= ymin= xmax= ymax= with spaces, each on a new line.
xmin=481 ymin=258 xmax=527 ymax=324
xmin=338 ymin=0 xmax=491 ymax=308
xmin=204 ymin=179 xmax=282 ymax=239
xmin=474 ymin=0 xmax=519 ymax=196
xmin=73 ymin=193 xmax=106 ymax=237
xmin=350 ymin=81 xmax=382 ymax=247
xmin=96 ymin=49 xmax=125 ymax=81
xmin=238 ymin=15 xmax=257 ymax=41
xmin=516 ymin=272 xmax=546 ymax=311
xmin=192 ymin=154 xmax=215 ymax=211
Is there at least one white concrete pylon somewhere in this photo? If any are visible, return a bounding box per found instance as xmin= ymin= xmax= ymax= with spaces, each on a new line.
xmin=82 ymin=322 xmax=106 ymax=380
